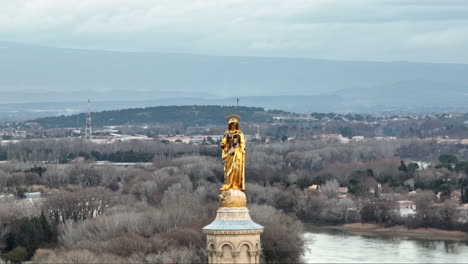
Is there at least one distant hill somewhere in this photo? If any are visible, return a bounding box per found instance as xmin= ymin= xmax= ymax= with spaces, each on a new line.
xmin=1 ymin=42 xmax=468 ymax=115
xmin=30 ymin=105 xmax=292 ymax=128
xmin=333 ymin=80 xmax=468 ymax=113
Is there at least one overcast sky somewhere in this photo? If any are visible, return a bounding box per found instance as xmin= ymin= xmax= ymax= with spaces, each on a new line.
xmin=1 ymin=0 xmax=467 ymax=64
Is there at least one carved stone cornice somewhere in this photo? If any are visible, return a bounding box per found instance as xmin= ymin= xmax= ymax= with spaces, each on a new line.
xmin=203 ymin=229 xmax=264 ymax=235
xmin=248 ymin=250 xmax=260 ymax=257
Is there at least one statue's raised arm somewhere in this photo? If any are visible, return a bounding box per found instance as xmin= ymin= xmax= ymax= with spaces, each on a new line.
xmin=220 ymin=115 xmax=246 ymax=191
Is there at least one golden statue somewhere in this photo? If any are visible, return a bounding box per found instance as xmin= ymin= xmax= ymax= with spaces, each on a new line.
xmin=220 ymin=114 xmax=246 ymax=191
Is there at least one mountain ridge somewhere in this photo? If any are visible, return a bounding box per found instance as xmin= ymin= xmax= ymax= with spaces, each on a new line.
xmin=2 ymin=42 xmax=468 ymax=114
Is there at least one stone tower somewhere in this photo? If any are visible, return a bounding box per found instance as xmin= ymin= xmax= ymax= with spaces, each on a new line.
xmin=203 ymin=189 xmax=263 ymax=264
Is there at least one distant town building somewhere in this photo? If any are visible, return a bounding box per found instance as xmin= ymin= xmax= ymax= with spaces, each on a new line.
xmin=0 ymin=193 xmax=14 ymax=200
xmin=316 ymin=134 xmax=349 ymax=144
xmin=0 ymin=130 xmax=27 ymax=139
xmin=98 ymin=126 xmax=120 ymax=134
xmin=164 ymin=136 xmax=191 ymax=144
xmin=95 ymin=161 xmax=153 ymax=167
xmin=397 ymin=200 xmax=416 ymax=217
xmin=436 ymin=137 xmax=461 ymax=144
xmin=338 ymin=187 xmax=349 ymax=198
xmin=308 ymin=184 xmax=320 ymax=191
xmin=338 ymin=187 xmax=348 ymax=194
xmin=89 ymin=134 xmax=153 ymax=144
xmin=374 ymin=136 xmax=397 ymax=140
xmin=190 ymin=135 xmax=224 ymax=144
xmin=0 ymin=140 xmax=20 ymax=145
xmin=457 ymin=204 xmax=468 ymax=223
xmin=412 ymin=161 xmax=431 ymax=170
xmin=22 ymin=192 xmax=42 ymax=199
xmin=161 ymin=135 xmax=237 ymax=144
xmin=272 ymin=116 xmax=317 ymax=121
xmin=71 ymin=129 xmax=82 ymax=135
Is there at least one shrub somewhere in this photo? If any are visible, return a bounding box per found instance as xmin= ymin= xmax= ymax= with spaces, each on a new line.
xmin=3 ymin=246 xmax=28 ymax=263
xmin=249 ymin=204 xmax=303 ymax=263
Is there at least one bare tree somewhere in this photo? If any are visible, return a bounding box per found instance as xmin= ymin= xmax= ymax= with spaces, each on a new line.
xmin=0 ymin=223 xmax=9 ymax=241
xmin=145 ymin=245 xmax=205 ymax=264
xmin=43 ymin=187 xmax=115 ymax=224
xmin=0 ymin=170 xmax=9 ymax=188
xmin=249 ymin=204 xmax=304 ymax=264
xmin=320 ymin=198 xmax=359 ymax=223
xmin=413 ymin=190 xmax=435 ymax=213
xmin=321 ymin=179 xmax=340 ymax=199
xmin=32 ymin=249 xmax=129 ymax=263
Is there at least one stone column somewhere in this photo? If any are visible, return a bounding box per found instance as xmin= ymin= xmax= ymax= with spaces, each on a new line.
xmin=203 ymin=190 xmax=263 ymax=264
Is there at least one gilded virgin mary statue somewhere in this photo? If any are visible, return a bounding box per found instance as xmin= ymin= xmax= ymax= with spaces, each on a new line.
xmin=220 ymin=115 xmax=246 ymax=191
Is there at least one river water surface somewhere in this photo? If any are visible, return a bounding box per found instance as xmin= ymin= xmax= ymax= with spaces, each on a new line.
xmin=302 ymin=225 xmax=468 ymax=263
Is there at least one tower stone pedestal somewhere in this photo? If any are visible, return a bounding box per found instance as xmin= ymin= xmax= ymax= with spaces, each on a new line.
xmin=203 ymin=190 xmax=263 ymax=264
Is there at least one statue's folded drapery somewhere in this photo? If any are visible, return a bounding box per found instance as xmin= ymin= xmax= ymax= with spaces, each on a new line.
xmin=220 ymin=120 xmax=246 ymax=191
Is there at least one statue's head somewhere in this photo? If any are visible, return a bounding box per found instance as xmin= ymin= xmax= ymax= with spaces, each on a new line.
xmin=226 ymin=115 xmax=240 ymax=130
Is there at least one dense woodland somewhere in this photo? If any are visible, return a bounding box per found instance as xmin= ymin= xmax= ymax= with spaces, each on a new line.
xmin=1 ymin=137 xmax=468 ymax=262
xmin=29 ymin=106 xmax=290 ymax=128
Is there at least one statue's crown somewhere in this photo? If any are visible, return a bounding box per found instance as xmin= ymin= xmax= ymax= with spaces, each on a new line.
xmin=226 ymin=114 xmax=241 ymax=123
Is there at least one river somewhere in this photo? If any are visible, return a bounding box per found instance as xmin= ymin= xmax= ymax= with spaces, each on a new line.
xmin=302 ymin=225 xmax=468 ymax=263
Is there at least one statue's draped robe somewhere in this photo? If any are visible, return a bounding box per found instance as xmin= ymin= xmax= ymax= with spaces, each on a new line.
xmin=220 ymin=130 xmax=246 ymax=191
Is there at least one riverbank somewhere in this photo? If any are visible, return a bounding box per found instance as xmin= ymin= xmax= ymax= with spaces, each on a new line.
xmin=302 ymin=225 xmax=468 ymax=263
xmin=325 ymin=223 xmax=468 ymax=241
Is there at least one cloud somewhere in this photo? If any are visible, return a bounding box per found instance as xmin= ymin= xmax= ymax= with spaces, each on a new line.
xmin=408 ymin=28 xmax=468 ymax=48
xmin=0 ymin=0 xmax=467 ymax=63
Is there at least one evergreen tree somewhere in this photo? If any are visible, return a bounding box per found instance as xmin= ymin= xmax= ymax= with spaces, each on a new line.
xmin=459 ymin=177 xmax=468 ymax=203
xmin=5 ymin=215 xmax=56 ymax=260
xmin=439 ymin=154 xmax=458 ymax=165
xmin=398 ymin=160 xmax=408 ymax=172
xmin=39 ymin=212 xmax=53 ymax=242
